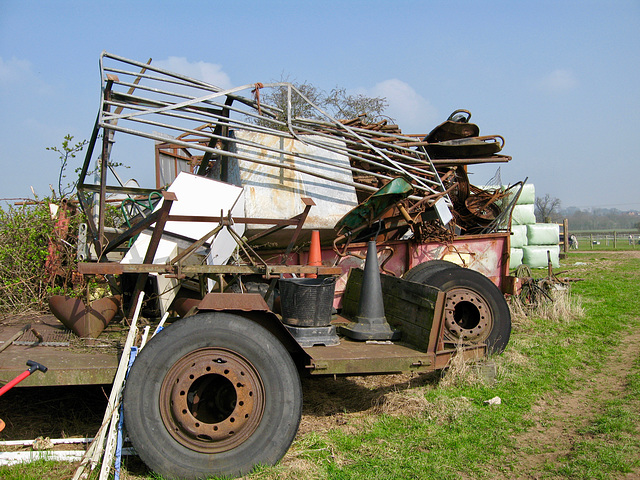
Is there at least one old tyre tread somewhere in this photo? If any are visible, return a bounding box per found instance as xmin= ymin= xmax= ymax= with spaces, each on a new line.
xmin=123 ymin=312 xmax=302 ymax=480
xmin=411 ymin=265 xmax=511 ymax=353
xmin=403 ymin=260 xmax=461 ymax=282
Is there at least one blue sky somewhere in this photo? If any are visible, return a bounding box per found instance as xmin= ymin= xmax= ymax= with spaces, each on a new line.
xmin=1 ymin=0 xmax=638 ymax=210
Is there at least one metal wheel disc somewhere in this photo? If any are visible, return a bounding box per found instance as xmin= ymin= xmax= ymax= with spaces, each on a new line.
xmin=443 ymin=287 xmax=493 ymax=343
xmin=159 ymin=347 xmax=265 ymax=454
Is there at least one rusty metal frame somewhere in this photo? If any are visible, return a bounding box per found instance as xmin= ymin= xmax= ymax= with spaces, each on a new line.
xmin=78 ymin=52 xmax=462 ymax=263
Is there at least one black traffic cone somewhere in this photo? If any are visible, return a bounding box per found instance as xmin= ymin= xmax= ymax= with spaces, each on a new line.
xmin=339 ymin=241 xmax=400 ymax=341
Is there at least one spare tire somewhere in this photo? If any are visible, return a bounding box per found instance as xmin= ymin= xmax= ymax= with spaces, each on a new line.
xmin=408 ymin=265 xmax=511 ymax=353
xmin=403 ymin=260 xmax=461 ymax=282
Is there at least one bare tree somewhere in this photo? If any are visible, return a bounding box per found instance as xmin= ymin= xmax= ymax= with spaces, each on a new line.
xmin=535 ymin=194 xmax=562 ymax=223
xmin=254 ymin=76 xmax=390 ymax=130
xmin=324 ymin=86 xmax=389 ymax=123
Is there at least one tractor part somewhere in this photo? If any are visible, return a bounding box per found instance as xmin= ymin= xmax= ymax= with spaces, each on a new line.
xmin=339 ymin=241 xmax=400 ymax=341
xmin=123 ymin=311 xmax=301 ymax=480
xmin=49 ymin=295 xmax=120 ymax=338
xmin=406 ymin=264 xmax=511 ymax=353
xmin=0 ymin=360 xmax=48 ymax=398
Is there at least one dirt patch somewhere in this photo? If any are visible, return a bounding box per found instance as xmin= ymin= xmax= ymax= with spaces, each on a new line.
xmin=297 ymin=371 xmax=440 ymax=436
xmin=492 ymin=327 xmax=640 ymax=479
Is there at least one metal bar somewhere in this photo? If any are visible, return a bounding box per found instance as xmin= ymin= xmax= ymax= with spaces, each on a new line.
xmin=128 ymin=192 xmax=176 ymax=317
xmin=77 ymin=183 xmax=159 ymax=196
xmin=100 ymin=206 xmax=164 ymax=256
xmin=78 ymin=263 xmax=343 ymax=276
xmin=166 ymin=215 xmax=308 ymax=225
xmin=169 ymin=224 xmax=223 ymax=265
xmin=102 ymin=52 xmax=262 ymax=110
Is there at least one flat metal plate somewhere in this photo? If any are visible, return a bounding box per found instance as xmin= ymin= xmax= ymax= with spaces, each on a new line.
xmin=303 ymin=338 xmax=432 ymax=375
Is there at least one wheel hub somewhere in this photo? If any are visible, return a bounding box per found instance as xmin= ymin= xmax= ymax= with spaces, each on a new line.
xmin=443 ymin=287 xmax=492 ymax=343
xmin=159 ymin=348 xmax=265 ymax=453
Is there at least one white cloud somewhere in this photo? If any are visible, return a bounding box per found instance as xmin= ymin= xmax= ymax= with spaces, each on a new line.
xmin=536 ymin=69 xmax=577 ymax=93
xmin=361 ymin=79 xmax=438 ymax=133
xmin=154 ymin=57 xmax=232 ymax=90
xmin=0 ymin=56 xmax=32 ymax=83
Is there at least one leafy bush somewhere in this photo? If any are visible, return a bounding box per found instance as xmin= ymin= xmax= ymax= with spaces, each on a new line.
xmin=0 ymin=200 xmax=82 ymax=314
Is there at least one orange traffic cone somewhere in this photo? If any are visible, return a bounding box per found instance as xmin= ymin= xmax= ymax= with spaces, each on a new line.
xmin=305 ymin=230 xmax=322 ymax=278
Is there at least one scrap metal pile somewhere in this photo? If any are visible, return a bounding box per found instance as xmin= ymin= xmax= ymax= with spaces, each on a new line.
xmin=77 ymin=53 xmax=515 ymax=263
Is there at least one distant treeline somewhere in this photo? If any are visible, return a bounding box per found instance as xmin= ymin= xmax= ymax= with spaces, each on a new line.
xmin=552 ymin=209 xmax=640 ymax=232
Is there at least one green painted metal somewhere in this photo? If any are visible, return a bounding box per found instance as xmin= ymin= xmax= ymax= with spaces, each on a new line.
xmin=334 ymin=177 xmax=413 ymax=234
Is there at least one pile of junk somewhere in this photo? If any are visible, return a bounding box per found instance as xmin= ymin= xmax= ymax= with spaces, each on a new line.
xmin=48 ymin=52 xmax=524 ymax=339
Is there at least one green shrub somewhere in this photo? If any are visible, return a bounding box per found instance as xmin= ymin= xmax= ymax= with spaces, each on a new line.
xmin=0 ymin=200 xmax=82 ymax=313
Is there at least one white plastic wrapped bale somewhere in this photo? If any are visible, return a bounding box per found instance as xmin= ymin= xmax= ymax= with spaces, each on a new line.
xmin=510 ymin=225 xmax=528 ymax=248
xmin=500 ymin=183 xmax=535 ymax=207
xmin=510 ymin=247 xmax=523 ymax=268
xmin=511 ymin=204 xmax=536 ymax=225
xmin=527 ymin=223 xmax=560 ymax=246
xmin=522 ymin=245 xmax=560 ymax=269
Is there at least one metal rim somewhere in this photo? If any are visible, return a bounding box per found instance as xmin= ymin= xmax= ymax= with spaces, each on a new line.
xmin=443 ymin=287 xmax=493 ymax=343
xmin=159 ymin=347 xmax=265 ymax=454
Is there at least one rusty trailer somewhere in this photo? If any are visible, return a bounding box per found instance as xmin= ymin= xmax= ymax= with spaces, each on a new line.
xmin=0 ymin=52 xmax=519 ymax=479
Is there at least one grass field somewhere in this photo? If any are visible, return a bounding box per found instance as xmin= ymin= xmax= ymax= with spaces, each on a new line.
xmin=1 ymin=251 xmax=639 ymax=480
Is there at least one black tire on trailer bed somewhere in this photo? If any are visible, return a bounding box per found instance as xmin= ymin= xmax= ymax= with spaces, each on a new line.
xmin=123 ymin=311 xmax=302 ymax=480
xmin=403 ymin=259 xmax=461 ymax=282
xmin=409 ymin=265 xmax=511 ymax=353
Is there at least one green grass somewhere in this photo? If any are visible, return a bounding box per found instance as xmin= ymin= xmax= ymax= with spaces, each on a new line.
xmin=1 ymin=251 xmax=638 ymax=480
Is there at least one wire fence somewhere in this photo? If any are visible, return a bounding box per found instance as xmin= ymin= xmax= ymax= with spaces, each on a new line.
xmin=566 ymin=233 xmax=639 ymax=251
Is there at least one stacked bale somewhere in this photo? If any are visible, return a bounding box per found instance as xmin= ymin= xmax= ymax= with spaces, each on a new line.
xmin=504 ymin=183 xmax=535 ymax=269
xmin=524 ymin=223 xmax=560 ymax=268
xmin=500 ymin=183 xmax=560 ymax=269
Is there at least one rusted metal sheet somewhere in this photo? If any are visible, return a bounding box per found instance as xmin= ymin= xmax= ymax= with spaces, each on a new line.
xmin=304 ymin=341 xmax=433 ymax=375
xmin=233 ymin=131 xmax=359 ymax=244
xmin=198 ymin=293 xmax=269 ymax=312
xmin=0 ymin=317 xmax=119 ymax=387
xmin=408 ymin=232 xmax=510 ymax=286
xmin=48 ymin=295 xmax=120 ymax=338
xmin=280 ymin=232 xmax=510 ymax=309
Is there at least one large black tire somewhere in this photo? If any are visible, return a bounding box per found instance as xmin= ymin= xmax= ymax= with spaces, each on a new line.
xmin=403 ymin=260 xmax=461 ymax=282
xmin=409 ymin=265 xmax=511 ymax=353
xmin=123 ymin=312 xmax=302 ymax=480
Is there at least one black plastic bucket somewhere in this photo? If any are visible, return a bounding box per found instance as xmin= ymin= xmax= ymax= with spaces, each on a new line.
xmin=279 ymin=277 xmax=336 ymax=327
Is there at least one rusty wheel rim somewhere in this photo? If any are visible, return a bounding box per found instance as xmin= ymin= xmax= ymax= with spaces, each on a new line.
xmin=443 ymin=287 xmax=493 ymax=343
xmin=159 ymin=348 xmax=265 ymax=453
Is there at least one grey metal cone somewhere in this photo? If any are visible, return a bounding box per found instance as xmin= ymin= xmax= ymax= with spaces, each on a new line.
xmin=339 ymin=241 xmax=400 ymax=341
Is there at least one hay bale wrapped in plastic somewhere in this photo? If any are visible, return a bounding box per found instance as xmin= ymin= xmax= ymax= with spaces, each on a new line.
xmin=511 ymin=204 xmax=536 ymax=225
xmin=527 ymin=223 xmax=560 ymax=246
xmin=511 ymin=225 xmax=528 ymax=248
xmin=510 ymin=247 xmax=523 ymax=268
xmin=522 ymin=245 xmax=560 ymax=269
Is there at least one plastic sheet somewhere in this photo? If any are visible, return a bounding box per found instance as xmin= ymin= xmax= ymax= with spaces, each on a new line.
xmin=510 ymin=247 xmax=523 ymax=268
xmin=502 ymin=183 xmax=535 ymax=206
xmin=511 ymin=225 xmax=528 ymax=248
xmin=522 ymin=245 xmax=559 ymax=268
xmin=527 ymin=223 xmax=559 ymax=246
xmin=511 ymin=204 xmax=536 ymax=225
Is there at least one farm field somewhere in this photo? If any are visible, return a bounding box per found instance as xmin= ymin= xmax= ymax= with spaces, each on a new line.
xmin=0 ymin=250 xmax=639 ymax=480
